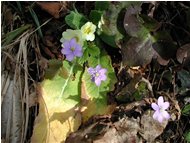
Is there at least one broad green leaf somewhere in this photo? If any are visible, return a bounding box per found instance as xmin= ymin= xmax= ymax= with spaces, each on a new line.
xmin=78 ymin=43 xmax=100 ymax=65
xmin=65 ymin=11 xmax=88 ymax=29
xmin=139 ymin=14 xmax=160 ymax=31
xmin=99 ymin=2 xmax=142 ymax=48
xmin=99 ymin=2 xmax=124 ymax=48
xmin=44 ymin=59 xmax=63 ymax=79
xmin=31 ymin=61 xmax=82 ymax=143
xmin=2 ymin=24 xmax=31 ymax=46
xmin=82 ymin=49 xmax=117 ymax=122
xmin=177 ymin=70 xmax=190 ymax=88
xmin=95 ymin=1 xmax=109 ymax=11
xmin=89 ymin=10 xmax=103 ymax=25
xmin=182 ymin=104 xmax=190 ymax=116
xmin=185 ymin=131 xmax=190 ymax=142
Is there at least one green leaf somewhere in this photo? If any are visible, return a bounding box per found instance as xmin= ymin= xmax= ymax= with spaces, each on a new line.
xmin=99 ymin=33 xmax=117 ymax=48
xmin=88 ymin=44 xmax=100 ymax=57
xmin=185 ymin=131 xmax=190 ymax=142
xmin=177 ymin=70 xmax=190 ymax=88
xmin=182 ymin=104 xmax=190 ymax=116
xmin=65 ymin=11 xmax=88 ymax=29
xmin=133 ymin=81 xmax=148 ymax=101
xmin=78 ymin=43 xmax=100 ymax=65
xmin=89 ymin=10 xmax=103 ymax=25
xmin=32 ymin=60 xmax=83 ymax=142
xmin=29 ymin=7 xmax=43 ymax=38
xmin=99 ymin=2 xmax=125 ymax=48
xmin=82 ymin=48 xmax=117 ymax=121
xmin=43 ymin=61 xmax=82 ymax=100
xmin=95 ymin=1 xmax=109 ymax=11
xmin=2 ymin=24 xmax=32 ymax=46
xmin=44 ymin=59 xmax=63 ymax=79
xmin=139 ymin=14 xmax=160 ymax=31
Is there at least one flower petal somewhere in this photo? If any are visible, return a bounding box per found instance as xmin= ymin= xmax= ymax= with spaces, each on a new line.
xmin=66 ymin=53 xmax=74 ymax=61
xmin=162 ymin=111 xmax=170 ymax=119
xmin=151 ymin=103 xmax=159 ymax=111
xmin=99 ymin=68 xmax=107 ymax=75
xmin=70 ymin=38 xmax=77 ymax=47
xmin=162 ymin=102 xmax=170 ymax=110
xmin=95 ymin=65 xmax=101 ymax=71
xmin=63 ymin=41 xmax=70 ymax=48
xmin=100 ymin=74 xmax=107 ymax=81
xmin=153 ymin=110 xmax=159 ymax=120
xmin=61 ymin=48 xmax=72 ymax=55
xmin=88 ymin=68 xmax=95 ymax=75
xmin=95 ymin=78 xmax=101 ymax=86
xmin=86 ymin=34 xmax=95 ymax=41
xmin=158 ymin=96 xmax=164 ymax=106
xmin=158 ymin=114 xmax=164 ymax=123
xmin=73 ymin=45 xmax=83 ymax=57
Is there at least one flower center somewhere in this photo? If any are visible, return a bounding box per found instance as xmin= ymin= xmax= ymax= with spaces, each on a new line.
xmin=159 ymin=107 xmax=164 ymax=113
xmin=95 ymin=72 xmax=99 ymax=77
xmin=71 ymin=47 xmax=75 ymax=51
xmin=84 ymin=27 xmax=92 ymax=34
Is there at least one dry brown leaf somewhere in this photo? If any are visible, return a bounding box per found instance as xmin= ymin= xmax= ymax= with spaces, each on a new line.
xmin=139 ymin=110 xmax=168 ymax=142
xmin=94 ymin=117 xmax=142 ymax=143
xmin=37 ymin=2 xmax=65 ymax=18
xmin=31 ymin=84 xmax=82 ymax=143
xmin=176 ymin=43 xmax=190 ymax=66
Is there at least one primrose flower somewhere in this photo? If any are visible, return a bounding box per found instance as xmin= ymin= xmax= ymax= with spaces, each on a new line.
xmin=98 ymin=16 xmax=105 ymax=31
xmin=61 ymin=38 xmax=83 ymax=61
xmin=151 ymin=96 xmax=170 ymax=123
xmin=81 ymin=22 xmax=96 ymax=41
xmin=88 ymin=65 xmax=107 ymax=86
xmin=60 ymin=29 xmax=84 ymax=46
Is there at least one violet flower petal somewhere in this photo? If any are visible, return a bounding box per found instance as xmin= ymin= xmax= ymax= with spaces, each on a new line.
xmin=158 ymin=115 xmax=164 ymax=123
xmin=153 ymin=110 xmax=159 ymax=120
xmin=66 ymin=54 xmax=74 ymax=61
xmin=158 ymin=96 xmax=164 ymax=106
xmin=61 ymin=47 xmax=72 ymax=55
xmin=151 ymin=103 xmax=159 ymax=111
xmin=95 ymin=65 xmax=101 ymax=71
xmin=162 ymin=110 xmax=170 ymax=119
xmin=95 ymin=78 xmax=101 ymax=86
xmin=70 ymin=38 xmax=77 ymax=47
xmin=162 ymin=102 xmax=170 ymax=110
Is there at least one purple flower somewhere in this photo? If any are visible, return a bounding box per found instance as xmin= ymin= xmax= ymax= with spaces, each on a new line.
xmin=61 ymin=38 xmax=83 ymax=61
xmin=151 ymin=96 xmax=170 ymax=123
xmin=88 ymin=65 xmax=107 ymax=86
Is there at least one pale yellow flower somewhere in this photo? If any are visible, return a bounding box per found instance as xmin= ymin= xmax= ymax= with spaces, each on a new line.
xmin=98 ymin=16 xmax=105 ymax=31
xmin=60 ymin=29 xmax=84 ymax=46
xmin=81 ymin=22 xmax=96 ymax=41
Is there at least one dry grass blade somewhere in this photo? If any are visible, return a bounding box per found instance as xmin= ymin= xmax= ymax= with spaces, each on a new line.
xmin=1 ymin=30 xmax=36 ymax=143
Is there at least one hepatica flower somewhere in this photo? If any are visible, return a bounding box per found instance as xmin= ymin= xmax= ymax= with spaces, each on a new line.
xmin=61 ymin=38 xmax=83 ymax=61
xmin=151 ymin=96 xmax=170 ymax=123
xmin=81 ymin=22 xmax=96 ymax=41
xmin=88 ymin=65 xmax=107 ymax=86
xmin=60 ymin=29 xmax=84 ymax=46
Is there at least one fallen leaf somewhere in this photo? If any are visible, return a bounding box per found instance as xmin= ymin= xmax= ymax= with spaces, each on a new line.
xmin=31 ymin=61 xmax=83 ymax=143
xmin=37 ymin=2 xmax=69 ymax=18
xmin=139 ymin=110 xmax=168 ymax=142
xmin=176 ymin=43 xmax=190 ymax=66
xmin=94 ymin=117 xmax=141 ymax=143
xmin=121 ymin=37 xmax=155 ymax=67
xmin=177 ymin=69 xmax=190 ymax=88
xmin=123 ymin=5 xmax=142 ymax=38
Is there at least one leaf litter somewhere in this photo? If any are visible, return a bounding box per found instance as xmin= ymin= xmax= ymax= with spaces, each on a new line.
xmin=1 ymin=1 xmax=190 ymax=143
